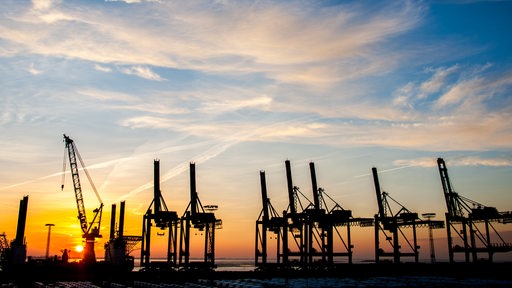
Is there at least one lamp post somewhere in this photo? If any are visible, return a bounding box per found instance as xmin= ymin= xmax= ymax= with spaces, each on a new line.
xmin=45 ymin=223 xmax=55 ymax=259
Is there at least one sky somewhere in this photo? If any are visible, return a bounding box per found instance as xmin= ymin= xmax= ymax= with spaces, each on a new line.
xmin=0 ymin=0 xmax=511 ymax=262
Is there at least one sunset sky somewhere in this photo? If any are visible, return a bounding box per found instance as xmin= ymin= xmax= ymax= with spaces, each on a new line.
xmin=1 ymin=0 xmax=511 ymax=262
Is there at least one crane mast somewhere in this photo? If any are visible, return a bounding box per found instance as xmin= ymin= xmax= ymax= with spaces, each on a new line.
xmin=63 ymin=134 xmax=103 ymax=264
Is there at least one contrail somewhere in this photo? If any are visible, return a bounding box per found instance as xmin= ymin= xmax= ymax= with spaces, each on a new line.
xmin=2 ymin=115 xmax=319 ymax=200
xmin=0 ymin=140 xmax=211 ymax=192
xmin=333 ymin=165 xmax=416 ymax=187
xmin=0 ymin=171 xmax=63 ymax=191
xmin=115 ymin=115 xmax=318 ymax=202
xmin=115 ymin=134 xmax=249 ymax=202
xmin=353 ymin=164 xmax=416 ymax=179
xmin=98 ymin=139 xmax=212 ymax=193
xmin=0 ymin=156 xmax=136 ymax=192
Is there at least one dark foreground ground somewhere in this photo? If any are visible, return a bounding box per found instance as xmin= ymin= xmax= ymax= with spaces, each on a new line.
xmin=1 ymin=262 xmax=512 ymax=287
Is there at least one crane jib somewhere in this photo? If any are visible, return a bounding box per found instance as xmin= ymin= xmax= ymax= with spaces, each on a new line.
xmin=63 ymin=134 xmax=103 ymax=238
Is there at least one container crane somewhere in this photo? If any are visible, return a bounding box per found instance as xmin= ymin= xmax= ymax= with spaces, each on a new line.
xmin=140 ymin=159 xmax=178 ymax=269
xmin=62 ymin=134 xmax=103 ymax=264
xmin=372 ymin=167 xmax=443 ymax=263
xmin=309 ymin=162 xmax=373 ymax=267
xmin=179 ymin=162 xmax=222 ymax=270
xmin=437 ymin=157 xmax=512 ymax=263
xmin=283 ymin=160 xmax=310 ymax=266
xmin=255 ymin=170 xmax=287 ymax=269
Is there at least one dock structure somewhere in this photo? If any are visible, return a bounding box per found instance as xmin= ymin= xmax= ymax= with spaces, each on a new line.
xmin=140 ymin=159 xmax=179 ymax=269
xmin=255 ymin=170 xmax=287 ymax=269
xmin=105 ymin=201 xmax=142 ymax=270
xmin=437 ymin=158 xmax=512 ymax=263
xmin=372 ymin=167 xmax=444 ymax=264
xmin=282 ymin=159 xmax=309 ymax=267
xmin=3 ymin=153 xmax=512 ymax=278
xmin=179 ymin=162 xmax=222 ymax=270
xmin=256 ymin=161 xmax=374 ymax=270
xmin=305 ymin=162 xmax=373 ymax=267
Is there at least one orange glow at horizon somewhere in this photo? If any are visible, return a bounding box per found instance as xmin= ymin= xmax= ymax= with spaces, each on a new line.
xmin=75 ymin=245 xmax=84 ymax=253
xmin=3 ymin=181 xmax=510 ymax=262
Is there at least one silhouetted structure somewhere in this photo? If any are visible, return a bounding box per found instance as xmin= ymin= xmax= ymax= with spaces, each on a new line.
xmin=0 ymin=196 xmax=29 ymax=271
xmin=179 ymin=162 xmax=222 ymax=270
xmin=422 ymin=213 xmax=438 ymax=263
xmin=282 ymin=160 xmax=310 ymax=267
xmin=105 ymin=201 xmax=142 ymax=271
xmin=141 ymin=160 xmax=179 ymax=269
xmin=255 ymin=170 xmax=287 ymax=269
xmin=45 ymin=223 xmax=55 ymax=259
xmin=437 ymin=158 xmax=512 ymax=263
xmin=372 ymin=167 xmax=444 ymax=263
xmin=63 ymin=134 xmax=103 ymax=264
xmin=257 ymin=161 xmax=373 ymax=270
xmin=307 ymin=162 xmax=373 ymax=267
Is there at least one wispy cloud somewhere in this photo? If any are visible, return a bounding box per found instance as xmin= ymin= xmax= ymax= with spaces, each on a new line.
xmin=32 ymin=0 xmax=53 ymax=11
xmin=394 ymin=156 xmax=512 ymax=167
xmin=435 ymin=77 xmax=485 ymax=108
xmin=200 ymin=95 xmax=272 ymax=113
xmin=393 ymin=64 xmax=460 ymax=107
xmin=1 ymin=1 xmax=511 ymax=154
xmin=118 ymin=66 xmax=165 ymax=81
xmin=448 ymin=156 xmax=512 ymax=167
xmin=419 ymin=65 xmax=459 ymax=99
xmin=380 ymin=64 xmax=512 ymax=150
xmin=105 ymin=0 xmax=160 ymax=3
xmin=94 ymin=64 xmax=112 ymax=73
xmin=77 ymin=88 xmax=138 ymax=102
xmin=0 ymin=1 xmax=423 ymax=87
xmin=28 ymin=63 xmax=42 ymax=75
xmin=119 ymin=116 xmax=174 ymax=130
xmin=393 ymin=157 xmax=438 ymax=167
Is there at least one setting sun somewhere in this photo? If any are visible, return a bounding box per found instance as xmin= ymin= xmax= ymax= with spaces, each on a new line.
xmin=75 ymin=245 xmax=83 ymax=253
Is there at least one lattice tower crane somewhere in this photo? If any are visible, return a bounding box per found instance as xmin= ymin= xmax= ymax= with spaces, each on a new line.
xmin=62 ymin=134 xmax=103 ymax=264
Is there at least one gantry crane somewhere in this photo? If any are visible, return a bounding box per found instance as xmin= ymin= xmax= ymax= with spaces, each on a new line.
xmin=263 ymin=160 xmax=373 ymax=270
xmin=179 ymin=162 xmax=222 ymax=270
xmin=372 ymin=167 xmax=443 ymax=263
xmin=303 ymin=162 xmax=327 ymax=267
xmin=308 ymin=162 xmax=373 ymax=267
xmin=437 ymin=158 xmax=512 ymax=263
xmin=62 ymin=134 xmax=103 ymax=264
xmin=140 ymin=159 xmax=178 ymax=269
xmin=283 ymin=160 xmax=310 ymax=267
xmin=255 ymin=170 xmax=287 ymax=269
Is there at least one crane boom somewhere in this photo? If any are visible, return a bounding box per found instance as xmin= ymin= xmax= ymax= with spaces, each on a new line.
xmin=437 ymin=158 xmax=466 ymax=218
xmin=372 ymin=167 xmax=386 ymax=219
xmin=309 ymin=162 xmax=320 ymax=211
xmin=64 ymin=134 xmax=89 ymax=234
xmin=285 ymin=160 xmax=297 ymax=215
xmin=62 ymin=134 xmax=103 ymax=263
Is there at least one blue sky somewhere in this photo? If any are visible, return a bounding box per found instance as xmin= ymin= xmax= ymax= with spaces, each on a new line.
xmin=0 ymin=0 xmax=511 ymax=259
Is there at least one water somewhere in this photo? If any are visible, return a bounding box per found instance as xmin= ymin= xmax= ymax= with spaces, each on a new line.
xmin=26 ymin=276 xmax=512 ymax=287
xmin=132 ymin=258 xmax=257 ymax=271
